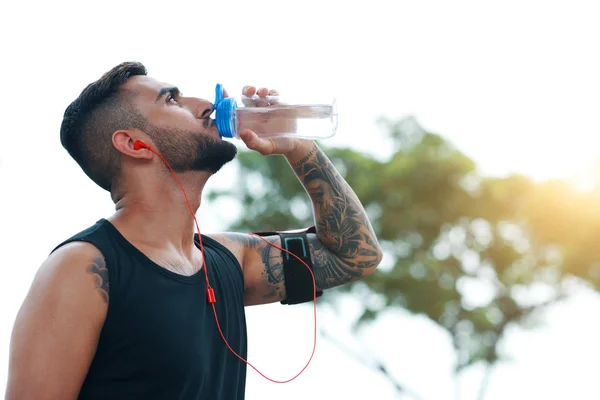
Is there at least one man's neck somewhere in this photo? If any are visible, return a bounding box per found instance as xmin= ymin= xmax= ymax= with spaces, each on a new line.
xmin=110 ymin=172 xmax=209 ymax=259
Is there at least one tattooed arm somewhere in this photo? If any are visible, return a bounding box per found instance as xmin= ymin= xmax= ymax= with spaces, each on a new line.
xmin=6 ymin=242 xmax=108 ymax=400
xmin=210 ymin=140 xmax=383 ymax=306
xmin=286 ymin=141 xmax=383 ymax=285
xmin=209 ymin=232 xmax=287 ymax=306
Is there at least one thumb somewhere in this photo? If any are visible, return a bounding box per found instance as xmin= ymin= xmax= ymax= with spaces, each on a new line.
xmin=239 ymin=129 xmax=276 ymax=155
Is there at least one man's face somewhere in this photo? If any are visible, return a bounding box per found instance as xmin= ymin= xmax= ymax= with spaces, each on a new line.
xmin=123 ymin=75 xmax=237 ymax=174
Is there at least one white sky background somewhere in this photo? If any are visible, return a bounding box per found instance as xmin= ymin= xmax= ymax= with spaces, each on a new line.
xmin=1 ymin=0 xmax=600 ymax=399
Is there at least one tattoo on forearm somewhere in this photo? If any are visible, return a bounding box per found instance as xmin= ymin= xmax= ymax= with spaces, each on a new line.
xmin=309 ymin=239 xmax=361 ymax=287
xmin=88 ymin=256 xmax=109 ymax=304
xmin=292 ymin=146 xmax=382 ymax=289
xmin=291 ymin=143 xmax=319 ymax=170
xmin=213 ymin=149 xmax=382 ymax=301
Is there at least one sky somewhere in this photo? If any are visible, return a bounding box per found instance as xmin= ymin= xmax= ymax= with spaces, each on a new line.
xmin=1 ymin=0 xmax=600 ymax=399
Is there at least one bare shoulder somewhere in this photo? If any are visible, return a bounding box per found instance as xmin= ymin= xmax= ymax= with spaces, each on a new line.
xmin=6 ymin=241 xmax=109 ymax=399
xmin=37 ymin=241 xmax=110 ymax=305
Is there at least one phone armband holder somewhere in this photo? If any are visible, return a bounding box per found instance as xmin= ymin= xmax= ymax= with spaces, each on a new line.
xmin=253 ymin=226 xmax=323 ymax=305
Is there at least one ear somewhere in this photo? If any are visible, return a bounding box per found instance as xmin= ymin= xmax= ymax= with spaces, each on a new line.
xmin=112 ymin=129 xmax=154 ymax=160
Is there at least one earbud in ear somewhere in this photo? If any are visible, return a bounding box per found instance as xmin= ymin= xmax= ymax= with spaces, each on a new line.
xmin=134 ymin=140 xmax=150 ymax=150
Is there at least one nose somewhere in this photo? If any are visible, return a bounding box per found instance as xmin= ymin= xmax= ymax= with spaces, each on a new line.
xmin=187 ymin=97 xmax=214 ymax=119
xmin=197 ymin=102 xmax=214 ymax=119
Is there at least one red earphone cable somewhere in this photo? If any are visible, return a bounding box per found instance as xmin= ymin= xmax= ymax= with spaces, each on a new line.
xmin=133 ymin=140 xmax=318 ymax=383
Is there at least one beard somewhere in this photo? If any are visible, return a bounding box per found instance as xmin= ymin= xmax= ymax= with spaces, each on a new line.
xmin=147 ymin=123 xmax=238 ymax=174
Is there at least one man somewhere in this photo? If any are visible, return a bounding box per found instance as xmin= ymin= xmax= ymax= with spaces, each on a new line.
xmin=6 ymin=62 xmax=383 ymax=399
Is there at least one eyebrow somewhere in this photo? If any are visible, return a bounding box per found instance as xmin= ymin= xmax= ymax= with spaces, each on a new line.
xmin=155 ymin=87 xmax=181 ymax=102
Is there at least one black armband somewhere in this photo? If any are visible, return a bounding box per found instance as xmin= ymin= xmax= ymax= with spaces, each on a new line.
xmin=253 ymin=227 xmax=323 ymax=305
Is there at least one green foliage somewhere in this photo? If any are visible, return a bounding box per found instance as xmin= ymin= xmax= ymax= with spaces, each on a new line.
xmin=210 ymin=115 xmax=597 ymax=373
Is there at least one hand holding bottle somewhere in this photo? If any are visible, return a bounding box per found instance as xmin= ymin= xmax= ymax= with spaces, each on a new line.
xmin=213 ymin=83 xmax=337 ymax=156
xmin=237 ymin=85 xmax=303 ymax=156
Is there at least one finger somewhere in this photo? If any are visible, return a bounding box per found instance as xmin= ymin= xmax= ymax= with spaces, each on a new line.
xmin=241 ymin=85 xmax=257 ymax=107
xmin=257 ymin=87 xmax=269 ymax=98
xmin=239 ymin=129 xmax=275 ymax=155
xmin=242 ymin=85 xmax=257 ymax=97
xmin=254 ymin=87 xmax=270 ymax=107
xmin=222 ymin=87 xmax=230 ymax=98
xmin=267 ymin=89 xmax=280 ymax=105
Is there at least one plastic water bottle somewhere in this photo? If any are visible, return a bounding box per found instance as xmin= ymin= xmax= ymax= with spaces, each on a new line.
xmin=213 ymin=83 xmax=338 ymax=140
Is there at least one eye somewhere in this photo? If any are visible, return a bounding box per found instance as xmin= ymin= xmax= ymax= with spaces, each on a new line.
xmin=166 ymin=92 xmax=178 ymax=104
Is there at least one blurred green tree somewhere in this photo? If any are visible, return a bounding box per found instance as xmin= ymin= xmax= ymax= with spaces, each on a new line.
xmin=208 ymin=116 xmax=598 ymax=399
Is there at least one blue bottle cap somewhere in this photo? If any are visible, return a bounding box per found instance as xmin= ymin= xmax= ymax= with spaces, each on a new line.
xmin=214 ymin=83 xmax=238 ymax=138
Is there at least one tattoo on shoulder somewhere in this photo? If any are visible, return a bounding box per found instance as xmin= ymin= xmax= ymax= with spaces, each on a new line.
xmin=88 ymin=256 xmax=109 ymax=304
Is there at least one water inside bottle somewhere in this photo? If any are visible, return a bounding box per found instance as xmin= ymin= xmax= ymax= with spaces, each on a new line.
xmin=235 ymin=102 xmax=338 ymax=140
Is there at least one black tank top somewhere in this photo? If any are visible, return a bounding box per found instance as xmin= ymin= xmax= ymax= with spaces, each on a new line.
xmin=52 ymin=219 xmax=248 ymax=400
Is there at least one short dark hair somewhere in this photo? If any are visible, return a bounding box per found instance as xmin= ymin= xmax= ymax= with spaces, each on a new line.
xmin=60 ymin=62 xmax=148 ymax=192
